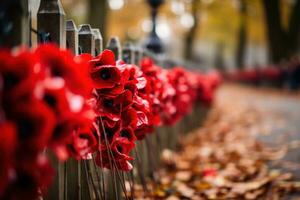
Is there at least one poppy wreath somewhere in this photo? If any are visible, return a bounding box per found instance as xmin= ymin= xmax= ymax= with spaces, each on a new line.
xmin=0 ymin=44 xmax=221 ymax=199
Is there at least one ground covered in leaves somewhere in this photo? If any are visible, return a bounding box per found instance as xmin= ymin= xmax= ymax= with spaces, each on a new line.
xmin=131 ymin=84 xmax=300 ymax=200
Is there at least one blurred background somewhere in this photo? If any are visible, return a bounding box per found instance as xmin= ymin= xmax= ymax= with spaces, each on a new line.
xmin=23 ymin=0 xmax=300 ymax=73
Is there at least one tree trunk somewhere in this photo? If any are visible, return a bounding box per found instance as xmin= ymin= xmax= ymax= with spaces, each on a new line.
xmin=88 ymin=0 xmax=108 ymax=44
xmin=262 ymin=0 xmax=300 ymax=63
xmin=287 ymin=0 xmax=300 ymax=55
xmin=236 ymin=0 xmax=247 ymax=69
xmin=184 ymin=0 xmax=200 ymax=60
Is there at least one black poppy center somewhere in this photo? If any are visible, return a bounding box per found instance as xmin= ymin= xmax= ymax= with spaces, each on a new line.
xmin=100 ymin=68 xmax=111 ymax=80
xmin=15 ymin=173 xmax=35 ymax=189
xmin=120 ymin=129 xmax=131 ymax=140
xmin=53 ymin=124 xmax=64 ymax=139
xmin=52 ymin=66 xmax=63 ymax=77
xmin=105 ymin=129 xmax=114 ymax=139
xmin=103 ymin=99 xmax=114 ymax=108
xmin=4 ymin=72 xmax=20 ymax=90
xmin=18 ymin=118 xmax=36 ymax=140
xmin=79 ymin=133 xmax=89 ymax=140
xmin=117 ymin=145 xmax=123 ymax=153
xmin=44 ymin=94 xmax=57 ymax=108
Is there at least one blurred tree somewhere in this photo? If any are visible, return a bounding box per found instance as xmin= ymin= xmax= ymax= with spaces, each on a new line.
xmin=236 ymin=0 xmax=247 ymax=69
xmin=215 ymin=42 xmax=225 ymax=72
xmin=263 ymin=0 xmax=300 ymax=63
xmin=88 ymin=0 xmax=108 ymax=43
xmin=184 ymin=0 xmax=200 ymax=60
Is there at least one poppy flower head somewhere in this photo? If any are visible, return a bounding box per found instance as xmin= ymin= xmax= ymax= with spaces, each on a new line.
xmin=90 ymin=65 xmax=122 ymax=90
xmin=121 ymin=108 xmax=138 ymax=129
xmin=111 ymin=137 xmax=135 ymax=160
xmin=118 ymin=127 xmax=137 ymax=142
xmin=0 ymin=122 xmax=17 ymax=197
xmin=35 ymin=44 xmax=93 ymax=97
xmin=68 ymin=124 xmax=98 ymax=160
xmin=11 ymin=100 xmax=55 ymax=152
xmin=93 ymin=50 xmax=116 ymax=66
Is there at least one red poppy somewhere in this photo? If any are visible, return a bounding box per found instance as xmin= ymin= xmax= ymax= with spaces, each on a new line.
xmin=95 ymin=137 xmax=134 ymax=171
xmin=196 ymin=74 xmax=215 ymax=105
xmin=11 ymin=100 xmax=56 ymax=152
xmin=68 ymin=124 xmax=98 ymax=160
xmin=118 ymin=127 xmax=137 ymax=142
xmin=35 ymin=44 xmax=93 ymax=97
xmin=95 ymin=90 xmax=133 ymax=121
xmin=98 ymin=119 xmax=121 ymax=144
xmin=42 ymin=87 xmax=69 ymax=115
xmin=50 ymin=109 xmax=94 ymax=160
xmin=121 ymin=108 xmax=137 ymax=129
xmin=0 ymin=50 xmax=44 ymax=107
xmin=90 ymin=65 xmax=122 ymax=90
xmin=89 ymin=50 xmax=124 ymax=92
xmin=2 ymin=155 xmax=54 ymax=200
xmin=0 ymin=122 xmax=17 ymax=197
xmin=97 ymin=116 xmax=119 ymax=129
xmin=111 ymin=137 xmax=135 ymax=160
xmin=134 ymin=125 xmax=154 ymax=140
xmin=91 ymin=49 xmax=116 ymax=67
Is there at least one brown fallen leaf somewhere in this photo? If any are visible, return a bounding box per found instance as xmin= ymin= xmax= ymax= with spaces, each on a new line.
xmin=176 ymin=184 xmax=195 ymax=198
xmin=175 ymin=171 xmax=192 ymax=182
xmin=231 ymin=177 xmax=270 ymax=194
xmin=166 ymin=195 xmax=180 ymax=200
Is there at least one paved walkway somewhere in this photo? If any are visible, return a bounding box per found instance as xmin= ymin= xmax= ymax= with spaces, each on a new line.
xmin=218 ymin=84 xmax=300 ymax=179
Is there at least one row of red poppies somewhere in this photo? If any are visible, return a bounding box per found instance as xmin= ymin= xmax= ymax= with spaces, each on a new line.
xmin=226 ymin=67 xmax=282 ymax=83
xmin=0 ymin=44 xmax=221 ymax=199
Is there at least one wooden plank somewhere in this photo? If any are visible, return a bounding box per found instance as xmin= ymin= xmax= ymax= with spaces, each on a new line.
xmin=65 ymin=158 xmax=81 ymax=200
xmin=45 ymin=153 xmax=65 ymax=200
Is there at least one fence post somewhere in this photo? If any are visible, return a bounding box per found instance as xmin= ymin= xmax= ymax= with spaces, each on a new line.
xmin=37 ymin=0 xmax=66 ymax=48
xmin=77 ymin=24 xmax=97 ymax=200
xmin=106 ymin=37 xmax=123 ymax=200
xmin=122 ymin=42 xmax=135 ymax=64
xmin=92 ymin=28 xmax=103 ymax=56
xmin=37 ymin=1 xmax=66 ymax=199
xmin=66 ymin=19 xmax=78 ymax=55
xmin=78 ymin=24 xmax=95 ymax=56
xmin=134 ymin=47 xmax=143 ymax=66
xmin=65 ymin=19 xmax=82 ymax=200
xmin=0 ymin=0 xmax=30 ymax=47
xmin=107 ymin=37 xmax=122 ymax=60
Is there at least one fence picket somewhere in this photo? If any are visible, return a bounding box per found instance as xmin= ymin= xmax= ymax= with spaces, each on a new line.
xmin=122 ymin=42 xmax=135 ymax=64
xmin=37 ymin=0 xmax=66 ymax=47
xmin=78 ymin=24 xmax=95 ymax=56
xmin=107 ymin=37 xmax=122 ymax=60
xmin=92 ymin=29 xmax=103 ymax=56
xmin=66 ymin=19 xmax=78 ymax=55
